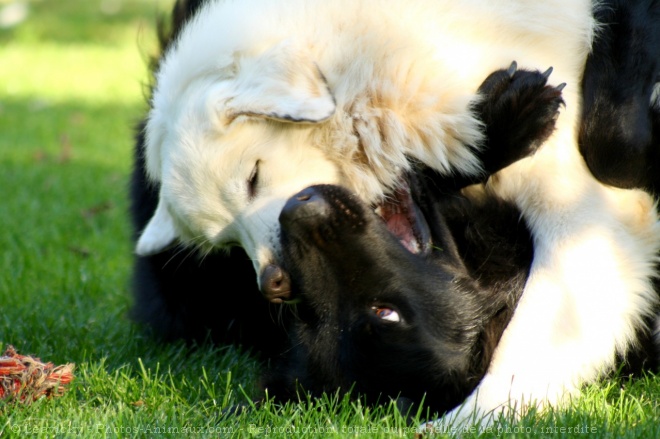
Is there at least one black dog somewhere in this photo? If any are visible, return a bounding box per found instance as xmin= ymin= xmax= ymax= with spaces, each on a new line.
xmin=264 ymin=183 xmax=530 ymax=415
xmin=261 ymin=69 xmax=564 ymax=416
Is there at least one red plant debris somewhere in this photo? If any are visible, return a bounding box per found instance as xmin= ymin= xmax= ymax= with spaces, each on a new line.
xmin=0 ymin=345 xmax=75 ymax=403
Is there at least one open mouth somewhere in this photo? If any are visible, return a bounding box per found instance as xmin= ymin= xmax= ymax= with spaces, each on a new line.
xmin=373 ymin=178 xmax=432 ymax=255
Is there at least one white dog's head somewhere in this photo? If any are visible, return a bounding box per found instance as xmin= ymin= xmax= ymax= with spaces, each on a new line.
xmin=135 ymin=26 xmax=485 ymax=301
xmin=136 ymin=42 xmax=346 ymax=300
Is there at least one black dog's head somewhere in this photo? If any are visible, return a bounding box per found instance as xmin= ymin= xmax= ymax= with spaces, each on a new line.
xmin=264 ymin=177 xmax=532 ymax=414
xmin=261 ymin=64 xmax=564 ymax=415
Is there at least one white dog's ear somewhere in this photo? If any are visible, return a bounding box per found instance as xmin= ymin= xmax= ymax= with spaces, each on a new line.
xmin=135 ymin=198 xmax=179 ymax=256
xmin=216 ymin=41 xmax=336 ymax=124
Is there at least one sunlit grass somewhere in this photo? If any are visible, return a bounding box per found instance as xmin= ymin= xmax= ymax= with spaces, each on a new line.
xmin=0 ymin=43 xmax=151 ymax=103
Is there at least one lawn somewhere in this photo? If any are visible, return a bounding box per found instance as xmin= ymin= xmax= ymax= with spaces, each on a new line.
xmin=0 ymin=1 xmax=659 ymax=437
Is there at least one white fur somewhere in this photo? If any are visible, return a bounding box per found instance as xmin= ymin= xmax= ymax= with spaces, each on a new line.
xmin=138 ymin=0 xmax=660 ymax=428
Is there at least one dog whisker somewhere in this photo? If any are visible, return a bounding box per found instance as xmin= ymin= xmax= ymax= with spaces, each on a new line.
xmin=160 ymin=243 xmax=192 ymax=269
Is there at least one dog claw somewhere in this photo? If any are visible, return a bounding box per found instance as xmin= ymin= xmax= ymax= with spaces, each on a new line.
xmin=507 ymin=61 xmax=518 ymax=77
xmin=555 ymin=82 xmax=567 ymax=92
xmin=542 ymin=66 xmax=553 ymax=79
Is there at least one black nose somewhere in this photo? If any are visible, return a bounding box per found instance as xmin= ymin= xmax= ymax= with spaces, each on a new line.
xmin=260 ymin=264 xmax=291 ymax=303
xmin=280 ymin=186 xmax=330 ymax=228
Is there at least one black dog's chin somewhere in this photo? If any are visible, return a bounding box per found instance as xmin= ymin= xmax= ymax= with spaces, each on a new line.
xmin=373 ymin=183 xmax=432 ymax=255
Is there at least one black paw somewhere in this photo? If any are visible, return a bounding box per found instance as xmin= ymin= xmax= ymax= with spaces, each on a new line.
xmin=476 ymin=61 xmax=565 ymax=174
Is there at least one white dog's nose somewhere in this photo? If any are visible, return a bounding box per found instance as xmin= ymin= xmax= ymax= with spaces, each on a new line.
xmin=260 ymin=264 xmax=291 ymax=303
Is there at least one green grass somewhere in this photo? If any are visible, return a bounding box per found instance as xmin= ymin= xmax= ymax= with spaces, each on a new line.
xmin=1 ymin=1 xmax=659 ymax=437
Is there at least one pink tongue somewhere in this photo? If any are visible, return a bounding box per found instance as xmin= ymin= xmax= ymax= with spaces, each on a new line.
xmin=386 ymin=214 xmax=419 ymax=253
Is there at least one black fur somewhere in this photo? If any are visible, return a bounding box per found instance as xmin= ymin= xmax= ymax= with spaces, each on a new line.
xmin=579 ymin=0 xmax=660 ymax=195
xmin=264 ymin=183 xmax=531 ymax=415
xmin=471 ymin=64 xmax=563 ymax=184
xmin=262 ymin=70 xmax=565 ymax=416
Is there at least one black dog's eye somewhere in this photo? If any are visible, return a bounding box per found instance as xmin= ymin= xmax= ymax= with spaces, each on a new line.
xmin=371 ymin=306 xmax=402 ymax=323
xmin=247 ymin=160 xmax=260 ymax=199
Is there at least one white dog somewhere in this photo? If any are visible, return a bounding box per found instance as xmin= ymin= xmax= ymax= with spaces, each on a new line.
xmin=135 ymin=0 xmax=660 ymax=428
